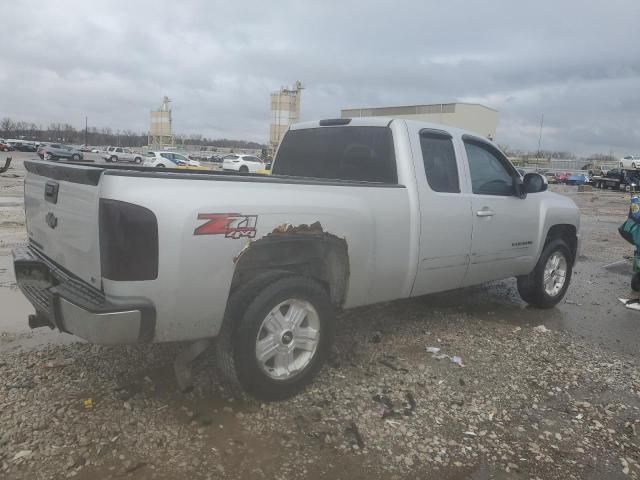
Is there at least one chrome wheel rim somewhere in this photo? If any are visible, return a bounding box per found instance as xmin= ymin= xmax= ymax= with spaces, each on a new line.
xmin=255 ymin=299 xmax=320 ymax=381
xmin=544 ymin=251 xmax=567 ymax=297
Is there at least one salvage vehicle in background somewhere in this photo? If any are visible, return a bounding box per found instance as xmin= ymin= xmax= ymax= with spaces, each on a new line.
xmin=37 ymin=144 xmax=83 ymax=161
xmin=102 ymin=146 xmax=144 ymax=164
xmin=13 ymin=117 xmax=580 ymax=400
xmin=13 ymin=142 xmax=38 ymax=152
xmin=565 ymin=173 xmax=589 ymax=186
xmin=145 ymin=151 xmax=202 ymax=168
xmin=222 ymin=154 xmax=265 ymax=173
xmin=0 ymin=140 xmax=13 ymax=151
xmin=620 ymin=155 xmax=640 ymax=170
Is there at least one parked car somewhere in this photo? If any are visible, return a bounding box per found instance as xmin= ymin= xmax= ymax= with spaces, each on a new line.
xmin=565 ymin=173 xmax=589 ymax=186
xmin=555 ymin=171 xmax=570 ymax=184
xmin=620 ymin=155 xmax=640 ymax=170
xmin=222 ymin=154 xmax=265 ymax=173
xmin=101 ymin=146 xmax=144 ymax=164
xmin=13 ymin=142 xmax=37 ymax=152
xmin=38 ymin=144 xmax=83 ymax=161
xmin=145 ymin=151 xmax=202 ymax=168
xmin=13 ymin=117 xmax=580 ymax=400
xmin=0 ymin=142 xmax=13 ymax=152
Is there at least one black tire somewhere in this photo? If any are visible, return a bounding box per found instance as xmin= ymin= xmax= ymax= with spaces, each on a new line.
xmin=110 ymin=156 xmax=118 ymax=163
xmin=239 ymin=166 xmax=249 ymax=173
xmin=633 ymin=163 xmax=637 ymax=169
xmin=517 ymin=238 xmax=573 ymax=309
xmin=134 ymin=157 xmax=142 ymax=164
xmin=217 ymin=274 xmax=334 ymax=401
xmin=157 ymin=164 xmax=165 ymax=168
xmin=71 ymin=154 xmax=80 ymax=161
xmin=632 ymin=273 xmax=640 ymax=292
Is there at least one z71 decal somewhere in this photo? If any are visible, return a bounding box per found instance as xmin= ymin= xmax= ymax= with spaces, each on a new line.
xmin=194 ymin=213 xmax=258 ymax=239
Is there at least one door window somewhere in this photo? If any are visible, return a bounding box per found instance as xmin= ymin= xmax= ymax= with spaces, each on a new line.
xmin=420 ymin=130 xmax=459 ymax=193
xmin=464 ymin=140 xmax=515 ymax=196
xmin=160 ymin=153 xmax=172 ymax=160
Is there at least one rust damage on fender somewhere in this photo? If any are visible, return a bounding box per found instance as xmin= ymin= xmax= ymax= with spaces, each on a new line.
xmin=231 ymin=221 xmax=350 ymax=306
xmin=271 ymin=221 xmax=324 ymax=235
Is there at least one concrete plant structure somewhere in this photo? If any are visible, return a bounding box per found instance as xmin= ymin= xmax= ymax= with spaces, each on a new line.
xmin=341 ymin=102 xmax=497 ymax=140
xmin=148 ymin=96 xmax=174 ymax=149
xmin=269 ymin=81 xmax=303 ymax=154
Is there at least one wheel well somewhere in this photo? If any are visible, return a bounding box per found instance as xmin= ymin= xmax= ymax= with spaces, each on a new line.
xmin=231 ymin=223 xmax=349 ymax=306
xmin=545 ymin=224 xmax=577 ymax=262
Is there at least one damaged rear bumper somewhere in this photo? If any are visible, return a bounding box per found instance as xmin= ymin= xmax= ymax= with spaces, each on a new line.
xmin=12 ymin=245 xmax=155 ymax=344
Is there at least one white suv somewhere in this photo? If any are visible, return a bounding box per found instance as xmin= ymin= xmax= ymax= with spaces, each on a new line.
xmin=620 ymin=155 xmax=640 ymax=169
xmin=145 ymin=151 xmax=201 ymax=168
xmin=102 ymin=147 xmax=144 ymax=164
xmin=222 ymin=154 xmax=265 ymax=173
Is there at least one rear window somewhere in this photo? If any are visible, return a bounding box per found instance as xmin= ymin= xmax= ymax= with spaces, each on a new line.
xmin=273 ymin=126 xmax=397 ymax=183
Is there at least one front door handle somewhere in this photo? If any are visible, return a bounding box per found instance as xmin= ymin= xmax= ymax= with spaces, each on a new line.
xmin=476 ymin=209 xmax=494 ymax=217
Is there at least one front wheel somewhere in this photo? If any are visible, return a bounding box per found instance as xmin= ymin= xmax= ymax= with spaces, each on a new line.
xmin=217 ymin=275 xmax=334 ymax=401
xmin=110 ymin=156 xmax=118 ymax=163
xmin=239 ymin=165 xmax=249 ymax=173
xmin=71 ymin=154 xmax=81 ymax=161
xmin=517 ymin=238 xmax=573 ymax=308
xmin=134 ymin=157 xmax=142 ymax=164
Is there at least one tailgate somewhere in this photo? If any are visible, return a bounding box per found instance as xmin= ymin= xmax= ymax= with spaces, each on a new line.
xmin=23 ymin=161 xmax=103 ymax=288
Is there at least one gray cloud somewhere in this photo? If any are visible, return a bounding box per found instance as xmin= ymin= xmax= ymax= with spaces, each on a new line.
xmin=2 ymin=0 xmax=639 ymax=155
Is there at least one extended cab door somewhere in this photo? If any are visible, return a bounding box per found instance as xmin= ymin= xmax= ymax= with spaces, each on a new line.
xmin=410 ymin=128 xmax=473 ymax=296
xmin=460 ymin=136 xmax=540 ymax=286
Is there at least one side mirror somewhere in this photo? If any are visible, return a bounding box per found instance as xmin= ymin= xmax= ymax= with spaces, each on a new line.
xmin=523 ymin=173 xmax=548 ymax=194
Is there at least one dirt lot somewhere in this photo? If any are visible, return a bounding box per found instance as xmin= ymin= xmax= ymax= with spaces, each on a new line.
xmin=2 ymin=153 xmax=640 ymax=480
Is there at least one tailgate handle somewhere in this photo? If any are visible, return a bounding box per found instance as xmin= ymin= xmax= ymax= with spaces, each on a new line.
xmin=45 ymin=181 xmax=59 ymax=204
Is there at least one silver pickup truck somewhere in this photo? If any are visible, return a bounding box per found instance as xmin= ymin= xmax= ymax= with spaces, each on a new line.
xmin=13 ymin=117 xmax=580 ymax=399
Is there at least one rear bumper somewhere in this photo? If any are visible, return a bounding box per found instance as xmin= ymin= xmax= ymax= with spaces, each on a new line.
xmin=12 ymin=245 xmax=155 ymax=344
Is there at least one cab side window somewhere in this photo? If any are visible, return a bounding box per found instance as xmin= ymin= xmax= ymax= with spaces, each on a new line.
xmin=420 ymin=130 xmax=459 ymax=193
xmin=464 ymin=140 xmax=515 ymax=196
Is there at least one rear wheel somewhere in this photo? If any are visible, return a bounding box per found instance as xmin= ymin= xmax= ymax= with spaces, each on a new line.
xmin=217 ymin=275 xmax=334 ymax=401
xmin=517 ymin=238 xmax=573 ymax=308
xmin=45 ymin=153 xmax=54 ymax=161
xmin=71 ymin=154 xmax=80 ymax=161
xmin=110 ymin=156 xmax=118 ymax=163
xmin=134 ymin=157 xmax=142 ymax=164
xmin=239 ymin=165 xmax=249 ymax=173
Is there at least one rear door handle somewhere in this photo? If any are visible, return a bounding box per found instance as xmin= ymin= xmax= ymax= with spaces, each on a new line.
xmin=476 ymin=209 xmax=494 ymax=217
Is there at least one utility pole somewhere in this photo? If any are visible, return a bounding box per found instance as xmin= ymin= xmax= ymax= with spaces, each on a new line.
xmin=537 ymin=113 xmax=544 ymax=159
xmin=84 ymin=116 xmax=88 ymax=146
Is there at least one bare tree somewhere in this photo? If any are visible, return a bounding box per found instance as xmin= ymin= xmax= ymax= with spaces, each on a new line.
xmin=0 ymin=117 xmax=15 ymax=136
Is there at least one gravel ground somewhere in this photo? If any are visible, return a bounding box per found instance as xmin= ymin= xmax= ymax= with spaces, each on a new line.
xmin=1 ymin=157 xmax=640 ymax=479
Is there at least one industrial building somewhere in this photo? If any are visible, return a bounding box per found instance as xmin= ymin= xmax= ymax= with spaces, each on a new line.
xmin=148 ymin=96 xmax=174 ymax=149
xmin=269 ymin=81 xmax=303 ymax=154
xmin=341 ymin=102 xmax=497 ymax=140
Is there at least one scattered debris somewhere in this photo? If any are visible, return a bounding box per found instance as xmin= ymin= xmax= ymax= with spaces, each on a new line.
xmin=12 ymin=450 xmax=32 ymax=461
xmin=426 ymin=346 xmax=465 ymax=366
xmin=83 ymin=398 xmax=93 ymax=410
xmin=533 ymin=325 xmax=550 ymax=333
xmin=345 ymin=421 xmax=365 ymax=449
xmin=450 ymin=356 xmax=465 ymax=367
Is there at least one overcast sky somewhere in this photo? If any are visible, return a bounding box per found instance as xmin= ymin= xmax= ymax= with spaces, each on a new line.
xmin=3 ymin=0 xmax=639 ymax=156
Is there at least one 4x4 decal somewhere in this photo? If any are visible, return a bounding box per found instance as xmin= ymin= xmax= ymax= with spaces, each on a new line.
xmin=194 ymin=213 xmax=257 ymax=239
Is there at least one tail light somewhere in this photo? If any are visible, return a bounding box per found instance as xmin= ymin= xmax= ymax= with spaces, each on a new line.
xmin=99 ymin=199 xmax=158 ymax=281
